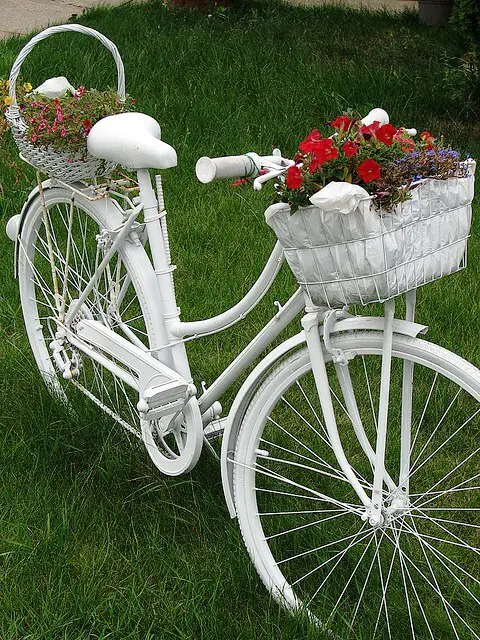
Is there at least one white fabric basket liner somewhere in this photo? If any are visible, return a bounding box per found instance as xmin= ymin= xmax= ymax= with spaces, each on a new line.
xmin=266 ymin=164 xmax=475 ymax=308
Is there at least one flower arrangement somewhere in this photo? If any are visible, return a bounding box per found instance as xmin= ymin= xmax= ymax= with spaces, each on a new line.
xmin=1 ymin=78 xmax=136 ymax=157
xmin=276 ymin=114 xmax=470 ymax=213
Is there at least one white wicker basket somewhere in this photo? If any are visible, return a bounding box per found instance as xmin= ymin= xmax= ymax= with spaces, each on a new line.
xmin=5 ymin=24 xmax=126 ymax=182
xmin=266 ymin=161 xmax=476 ymax=308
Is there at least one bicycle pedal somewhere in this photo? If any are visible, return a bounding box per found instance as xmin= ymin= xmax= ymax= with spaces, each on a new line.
xmin=203 ymin=417 xmax=227 ymax=441
xmin=138 ymin=380 xmax=190 ymax=421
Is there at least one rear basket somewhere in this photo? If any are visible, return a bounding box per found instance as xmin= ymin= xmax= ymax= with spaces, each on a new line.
xmin=5 ymin=24 xmax=125 ymax=182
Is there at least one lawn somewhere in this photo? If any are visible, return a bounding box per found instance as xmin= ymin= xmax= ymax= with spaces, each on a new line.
xmin=0 ymin=0 xmax=479 ymax=638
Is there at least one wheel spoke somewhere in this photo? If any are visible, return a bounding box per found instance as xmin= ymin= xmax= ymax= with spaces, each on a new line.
xmin=20 ymin=195 xmax=155 ymax=447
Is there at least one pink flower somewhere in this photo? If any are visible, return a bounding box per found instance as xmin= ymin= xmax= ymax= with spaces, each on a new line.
xmin=30 ymin=134 xmax=38 ymax=143
xmin=360 ymin=121 xmax=381 ymax=140
xmin=56 ymin=107 xmax=64 ymax=123
xmin=39 ymin=120 xmax=46 ymax=131
xmin=60 ymin=127 xmax=67 ymax=137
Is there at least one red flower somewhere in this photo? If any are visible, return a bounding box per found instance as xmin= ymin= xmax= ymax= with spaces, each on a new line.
xmin=360 ymin=121 xmax=381 ymax=140
xmin=420 ymin=130 xmax=434 ymax=142
xmin=375 ymin=123 xmax=397 ymax=146
xmin=420 ymin=130 xmax=435 ymax=150
xmin=357 ymin=159 xmax=381 ymax=183
xmin=285 ymin=165 xmax=304 ymax=190
xmin=310 ymin=138 xmax=339 ymax=172
xmin=299 ymin=129 xmax=322 ymax=154
xmin=330 ymin=115 xmax=351 ymax=131
xmin=341 ymin=140 xmax=358 ymax=157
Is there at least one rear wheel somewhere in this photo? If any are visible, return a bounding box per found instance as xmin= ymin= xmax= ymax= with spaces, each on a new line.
xmin=17 ymin=187 xmax=202 ymax=474
xmin=234 ymin=333 xmax=480 ymax=639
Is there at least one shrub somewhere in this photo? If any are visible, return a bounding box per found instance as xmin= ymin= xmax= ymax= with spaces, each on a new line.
xmin=444 ymin=1 xmax=480 ymax=115
xmin=450 ymin=0 xmax=480 ymax=53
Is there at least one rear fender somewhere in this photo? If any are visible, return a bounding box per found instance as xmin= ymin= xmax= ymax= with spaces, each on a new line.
xmin=11 ymin=179 xmax=52 ymax=278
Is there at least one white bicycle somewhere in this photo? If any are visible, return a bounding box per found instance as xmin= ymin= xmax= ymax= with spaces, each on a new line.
xmin=5 ymin=25 xmax=480 ymax=640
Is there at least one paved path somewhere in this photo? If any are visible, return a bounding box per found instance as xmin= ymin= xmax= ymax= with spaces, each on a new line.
xmin=0 ymin=0 xmax=418 ymax=40
xmin=0 ymin=0 xmax=127 ymax=39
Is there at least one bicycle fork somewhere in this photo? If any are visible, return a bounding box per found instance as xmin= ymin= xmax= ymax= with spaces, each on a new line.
xmin=301 ymin=296 xmax=414 ymax=527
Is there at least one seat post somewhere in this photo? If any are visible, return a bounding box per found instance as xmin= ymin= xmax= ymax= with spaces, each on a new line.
xmin=136 ymin=168 xmax=192 ymax=381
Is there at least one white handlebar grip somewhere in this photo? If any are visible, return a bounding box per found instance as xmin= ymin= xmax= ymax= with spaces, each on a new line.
xmin=361 ymin=108 xmax=389 ymax=126
xmin=195 ymin=153 xmax=261 ymax=183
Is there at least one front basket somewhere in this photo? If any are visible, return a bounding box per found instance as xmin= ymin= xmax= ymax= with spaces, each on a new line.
xmin=266 ymin=163 xmax=476 ymax=309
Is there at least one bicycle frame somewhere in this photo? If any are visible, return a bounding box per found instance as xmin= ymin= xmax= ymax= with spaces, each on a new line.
xmin=134 ymin=168 xmax=426 ymax=519
xmin=134 ymin=169 xmax=306 ymax=415
xmin=41 ymin=168 xmax=428 ymax=519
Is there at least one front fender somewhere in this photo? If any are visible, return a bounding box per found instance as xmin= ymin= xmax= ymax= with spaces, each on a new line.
xmin=221 ymin=331 xmax=305 ymax=518
xmin=220 ymin=314 xmax=428 ymax=518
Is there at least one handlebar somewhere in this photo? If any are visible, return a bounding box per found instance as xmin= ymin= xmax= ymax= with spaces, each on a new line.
xmin=195 ymin=153 xmax=262 ymax=184
xmin=195 ymin=109 xmax=418 ymax=189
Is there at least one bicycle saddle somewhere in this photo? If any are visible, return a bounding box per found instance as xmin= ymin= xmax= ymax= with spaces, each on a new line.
xmin=87 ymin=112 xmax=177 ymax=170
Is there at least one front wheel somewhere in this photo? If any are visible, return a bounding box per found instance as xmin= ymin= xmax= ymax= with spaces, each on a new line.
xmin=233 ymin=332 xmax=480 ymax=639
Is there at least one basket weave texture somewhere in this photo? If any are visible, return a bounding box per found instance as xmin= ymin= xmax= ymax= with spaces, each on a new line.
xmin=266 ymin=163 xmax=475 ymax=308
xmin=13 ymin=128 xmax=117 ymax=182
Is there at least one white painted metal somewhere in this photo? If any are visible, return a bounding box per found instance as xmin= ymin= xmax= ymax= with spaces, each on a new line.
xmin=75 ymin=318 xmax=192 ymax=411
xmin=302 ymin=311 xmax=371 ymax=508
xmin=171 ymin=241 xmax=285 ymax=339
xmin=15 ymin=184 xmax=203 ymax=473
xmin=370 ymin=298 xmax=396 ymax=526
xmin=399 ymin=289 xmax=417 ymax=500
xmin=16 ymin=185 xmax=167 ymax=416
xmin=219 ymin=308 xmax=429 ymax=518
xmin=66 ymin=202 xmax=144 ymax=324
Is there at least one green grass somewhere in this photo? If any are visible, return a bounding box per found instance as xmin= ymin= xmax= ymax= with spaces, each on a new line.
xmin=0 ymin=0 xmax=479 ymax=638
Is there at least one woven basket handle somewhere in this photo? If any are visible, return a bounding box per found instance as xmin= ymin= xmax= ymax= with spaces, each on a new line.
xmin=6 ymin=24 xmax=125 ymax=130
